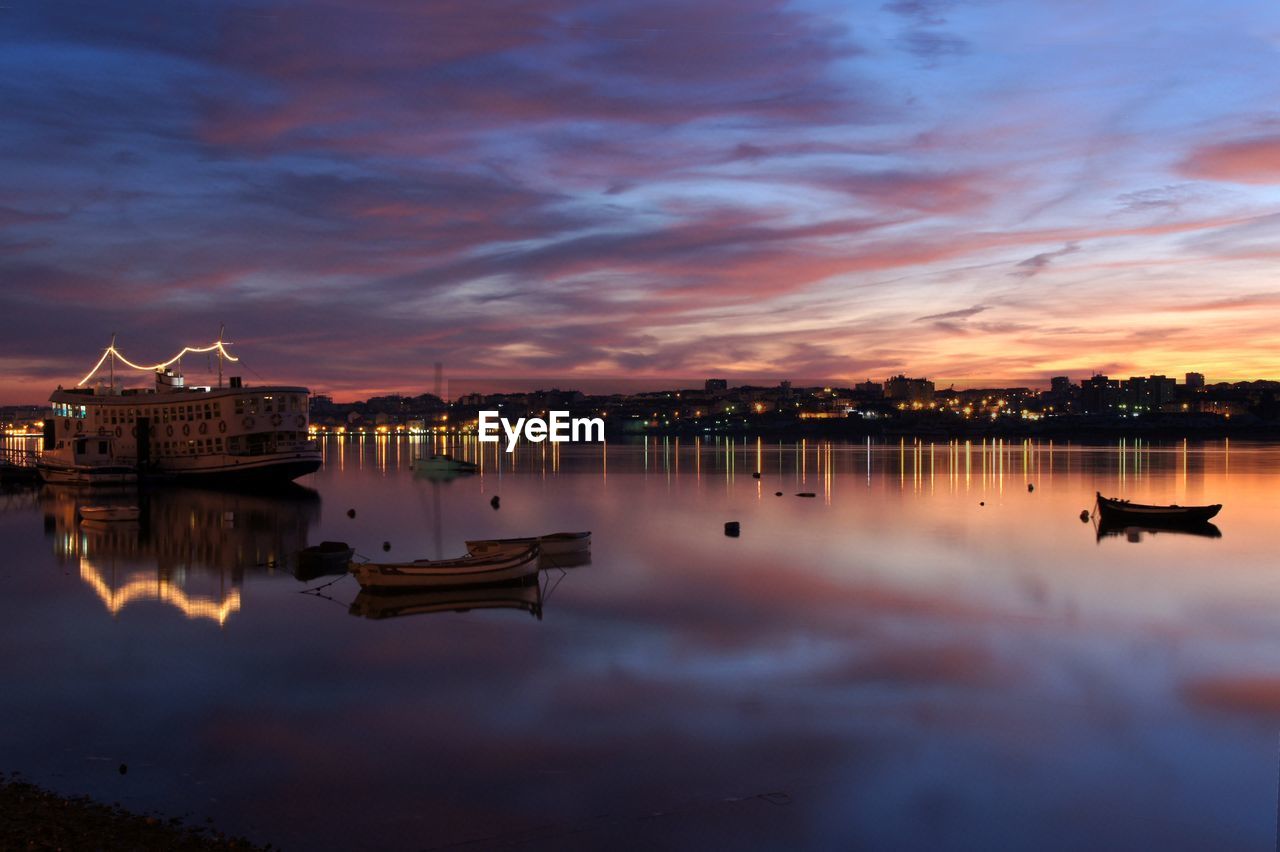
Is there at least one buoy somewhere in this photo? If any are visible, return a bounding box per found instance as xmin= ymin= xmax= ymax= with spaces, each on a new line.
xmin=752 ymin=472 xmax=761 ymax=479
xmin=1027 ymin=483 xmax=1034 ymax=493
xmin=979 ymin=501 xmax=985 ymax=506
xmin=775 ymin=491 xmax=783 ymax=496
xmin=724 ymin=521 xmax=740 ymax=537
xmin=382 ymin=541 xmax=391 ymax=552
xmin=118 ymin=764 xmax=127 ymax=775
xmin=490 ymin=495 xmax=500 ymax=510
xmin=796 ymin=492 xmax=816 ymax=498
xmin=347 ymin=508 xmax=356 ymax=519
xmin=1080 ymin=509 xmax=1090 ymax=522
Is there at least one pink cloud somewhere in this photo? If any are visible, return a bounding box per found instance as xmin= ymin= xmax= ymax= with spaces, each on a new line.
xmin=1180 ymin=135 xmax=1280 ymax=184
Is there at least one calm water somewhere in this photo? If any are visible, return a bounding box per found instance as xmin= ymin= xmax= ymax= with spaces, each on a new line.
xmin=2 ymin=436 xmax=1279 ymax=851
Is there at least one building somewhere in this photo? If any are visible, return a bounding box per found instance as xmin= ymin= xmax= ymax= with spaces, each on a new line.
xmin=883 ymin=375 xmax=935 ymax=405
xmin=1185 ymin=372 xmax=1205 ymax=390
xmin=1125 ymin=375 xmax=1176 ymax=412
xmin=1080 ymin=375 xmax=1123 ymax=413
xmin=704 ymin=379 xmax=728 ymax=393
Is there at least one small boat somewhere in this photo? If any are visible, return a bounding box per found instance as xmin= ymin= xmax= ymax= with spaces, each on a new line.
xmin=349 ymin=579 xmax=543 ymax=621
xmin=351 ymin=542 xmax=539 ymax=590
xmin=1095 ymin=492 xmax=1222 ymax=525
xmin=466 ymin=531 xmax=590 ymax=558
xmin=295 ymin=540 xmax=355 ymax=581
xmin=78 ymin=505 xmax=141 ymax=522
xmin=412 ymin=454 xmax=479 ymax=473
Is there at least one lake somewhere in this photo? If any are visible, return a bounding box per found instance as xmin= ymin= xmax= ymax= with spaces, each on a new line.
xmin=2 ymin=435 xmax=1278 ymax=850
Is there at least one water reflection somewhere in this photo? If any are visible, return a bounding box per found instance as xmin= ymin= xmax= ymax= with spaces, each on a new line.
xmin=7 ymin=437 xmax=1280 ymax=850
xmin=1096 ymin=520 xmax=1223 ymax=543
xmin=350 ymin=578 xmax=543 ymax=621
xmin=40 ymin=484 xmax=319 ymax=624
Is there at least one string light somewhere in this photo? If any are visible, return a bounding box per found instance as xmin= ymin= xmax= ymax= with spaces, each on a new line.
xmin=77 ymin=340 xmax=239 ymax=387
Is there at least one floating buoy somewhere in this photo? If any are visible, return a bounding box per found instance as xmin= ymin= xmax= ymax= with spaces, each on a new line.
xmin=979 ymin=501 xmax=985 ymax=506
xmin=382 ymin=541 xmax=391 ymax=552
xmin=724 ymin=521 xmax=740 ymax=537
xmin=490 ymin=495 xmax=500 ymax=510
xmin=118 ymin=764 xmax=127 ymax=775
xmin=752 ymin=472 xmax=761 ymax=479
xmin=1080 ymin=509 xmax=1090 ymax=522
xmin=1027 ymin=483 xmax=1034 ymax=493
xmin=775 ymin=491 xmax=783 ymax=497
xmin=347 ymin=508 xmax=356 ymax=519
xmin=796 ymin=492 xmax=816 ymax=498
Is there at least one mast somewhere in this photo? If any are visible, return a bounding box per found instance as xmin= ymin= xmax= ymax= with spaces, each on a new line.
xmin=218 ymin=323 xmax=225 ymax=389
xmin=108 ymin=332 xmax=116 ymax=391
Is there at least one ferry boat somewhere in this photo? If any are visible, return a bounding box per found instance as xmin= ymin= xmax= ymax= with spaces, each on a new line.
xmin=41 ymin=338 xmax=321 ymax=485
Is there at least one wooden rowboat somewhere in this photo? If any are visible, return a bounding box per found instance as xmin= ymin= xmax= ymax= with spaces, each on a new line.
xmin=466 ymin=531 xmax=590 ymax=558
xmin=1095 ymin=492 xmax=1222 ymax=525
xmin=351 ymin=542 xmax=539 ymax=590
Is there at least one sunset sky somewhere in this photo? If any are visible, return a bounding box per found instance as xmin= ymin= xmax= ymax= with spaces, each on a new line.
xmin=3 ymin=1 xmax=1280 ymax=402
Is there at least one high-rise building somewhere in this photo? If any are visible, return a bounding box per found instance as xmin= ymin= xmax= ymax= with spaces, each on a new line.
xmin=1080 ymin=375 xmax=1123 ymax=413
xmin=1126 ymin=375 xmax=1176 ymax=411
xmin=1186 ymin=372 xmax=1205 ymax=390
xmin=884 ymin=375 xmax=934 ymax=404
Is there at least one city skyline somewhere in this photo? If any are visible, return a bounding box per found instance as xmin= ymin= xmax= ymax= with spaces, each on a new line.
xmin=4 ymin=2 xmax=1280 ymax=403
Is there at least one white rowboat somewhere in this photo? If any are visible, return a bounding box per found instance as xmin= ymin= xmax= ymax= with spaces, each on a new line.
xmin=351 ymin=542 xmax=539 ymax=590
xmin=466 ymin=531 xmax=590 ymax=558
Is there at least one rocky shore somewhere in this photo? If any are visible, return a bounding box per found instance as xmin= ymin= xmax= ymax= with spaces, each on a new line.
xmin=0 ymin=774 xmax=269 ymax=851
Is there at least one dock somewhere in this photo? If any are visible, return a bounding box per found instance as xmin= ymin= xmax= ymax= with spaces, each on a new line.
xmin=0 ymin=445 xmax=40 ymax=483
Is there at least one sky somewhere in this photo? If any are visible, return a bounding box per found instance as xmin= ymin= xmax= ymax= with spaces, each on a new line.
xmin=2 ymin=0 xmax=1280 ymax=402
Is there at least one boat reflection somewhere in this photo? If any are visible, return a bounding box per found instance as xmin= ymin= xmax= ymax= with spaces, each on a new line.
xmin=537 ymin=551 xmax=592 ymax=570
xmin=350 ymin=578 xmax=543 ymax=621
xmin=1095 ymin=519 xmax=1222 ymax=543
xmin=41 ymin=484 xmax=320 ymax=624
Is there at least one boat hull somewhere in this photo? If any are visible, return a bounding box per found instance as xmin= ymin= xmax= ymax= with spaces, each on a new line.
xmin=466 ymin=532 xmax=591 ymax=558
xmin=1095 ymin=493 xmax=1222 ymax=524
xmin=37 ymin=463 xmax=137 ymax=486
xmin=172 ymin=456 xmax=321 ymax=485
xmin=352 ymin=544 xmax=540 ymax=590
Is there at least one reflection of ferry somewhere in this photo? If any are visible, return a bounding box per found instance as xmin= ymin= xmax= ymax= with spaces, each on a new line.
xmin=350 ymin=579 xmax=543 ymax=621
xmin=43 ymin=339 xmax=321 ymax=485
xmin=43 ymin=485 xmax=319 ymax=624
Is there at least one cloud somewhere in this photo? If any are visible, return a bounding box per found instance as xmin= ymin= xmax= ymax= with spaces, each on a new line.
xmin=915 ymin=305 xmax=988 ymax=322
xmin=1180 ymin=135 xmax=1280 ymax=184
xmin=1011 ymin=243 xmax=1080 ymax=279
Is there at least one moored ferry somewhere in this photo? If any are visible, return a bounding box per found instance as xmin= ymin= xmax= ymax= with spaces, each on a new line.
xmin=41 ymin=338 xmax=321 ymax=485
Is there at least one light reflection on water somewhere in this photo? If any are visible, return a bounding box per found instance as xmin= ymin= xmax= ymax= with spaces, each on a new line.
xmin=1 ymin=435 xmax=1279 ymax=850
